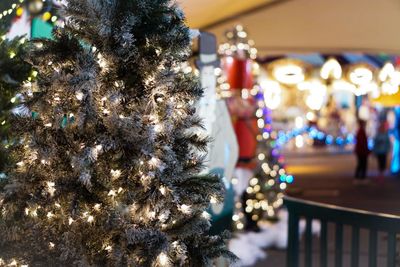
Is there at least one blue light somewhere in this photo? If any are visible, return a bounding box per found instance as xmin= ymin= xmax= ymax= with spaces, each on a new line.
xmin=286 ymin=175 xmax=294 ymax=184
xmin=326 ymin=135 xmax=334 ymax=145
xmin=368 ymin=139 xmax=374 ymax=150
xmin=280 ymin=175 xmax=286 ymax=183
xmin=336 ymin=137 xmax=344 ymax=146
xmin=346 ymin=134 xmax=355 ymax=144
xmin=317 ymin=132 xmax=325 ymax=140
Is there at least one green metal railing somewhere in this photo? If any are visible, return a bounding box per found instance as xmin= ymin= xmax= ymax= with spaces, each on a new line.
xmin=284 ymin=196 xmax=400 ymax=267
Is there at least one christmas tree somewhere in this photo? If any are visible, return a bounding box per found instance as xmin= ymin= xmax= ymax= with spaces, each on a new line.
xmin=0 ymin=0 xmax=234 ymax=266
xmin=0 ymin=32 xmax=32 ymax=176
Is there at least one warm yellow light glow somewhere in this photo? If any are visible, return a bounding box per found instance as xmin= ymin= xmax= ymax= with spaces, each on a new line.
xmin=87 ymin=215 xmax=94 ymax=223
xmin=320 ymin=58 xmax=342 ymax=80
xmin=295 ymin=116 xmax=304 ymax=129
xmin=349 ymin=67 xmax=373 ymax=85
xmin=295 ymin=135 xmax=304 ymax=148
xmin=332 ymin=80 xmax=356 ymax=92
xmin=379 ymin=62 xmax=395 ymax=82
xmin=157 ymin=252 xmax=170 ymax=267
xmin=305 ymin=80 xmax=327 ymax=110
xmin=42 ymin=11 xmax=51 ymax=21
xmin=381 ymin=82 xmax=399 ymax=95
xmin=250 ymin=178 xmax=259 ymax=186
xmin=179 ymin=204 xmax=192 ymax=214
xmin=202 ymin=211 xmax=211 ymax=220
xmin=273 ymin=64 xmax=305 ymax=85
xmin=261 ymin=80 xmax=282 ymax=110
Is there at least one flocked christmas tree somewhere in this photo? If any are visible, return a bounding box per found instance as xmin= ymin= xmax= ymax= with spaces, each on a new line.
xmin=0 ymin=32 xmax=32 ymax=176
xmin=0 ymin=0 xmax=234 ymax=266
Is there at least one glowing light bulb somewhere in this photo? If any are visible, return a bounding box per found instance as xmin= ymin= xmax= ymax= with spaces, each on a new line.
xmin=76 ymin=91 xmax=84 ymax=101
xmin=210 ymin=196 xmax=218 ymax=204
xmin=349 ymin=67 xmax=373 ymax=85
xmin=261 ymin=80 xmax=282 ymax=110
xmin=202 ymin=211 xmax=211 ymax=220
xmin=68 ymin=217 xmax=74 ymax=225
xmin=111 ymin=169 xmax=121 ymax=180
xmin=47 ymin=181 xmax=56 ymax=197
xmin=179 ymin=204 xmax=192 ymax=214
xmin=379 ymin=62 xmax=395 ymax=82
xmin=273 ymin=64 xmax=305 ymax=85
xmin=320 ymin=58 xmax=342 ymax=80
xmin=87 ymin=215 xmax=94 ymax=223
xmin=157 ymin=252 xmax=170 ymax=267
xmin=159 ymin=186 xmax=167 ymax=196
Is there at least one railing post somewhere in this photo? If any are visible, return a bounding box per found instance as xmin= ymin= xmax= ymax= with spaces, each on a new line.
xmin=369 ymin=230 xmax=378 ymax=267
xmin=351 ymin=226 xmax=360 ymax=267
xmin=287 ymin=210 xmax=300 ymax=267
xmin=335 ymin=223 xmax=343 ymax=267
xmin=320 ymin=220 xmax=328 ymax=267
xmin=305 ymin=217 xmax=313 ymax=267
xmin=387 ymin=232 xmax=397 ymax=267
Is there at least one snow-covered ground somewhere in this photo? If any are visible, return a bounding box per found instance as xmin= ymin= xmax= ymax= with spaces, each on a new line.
xmin=229 ymin=209 xmax=321 ymax=266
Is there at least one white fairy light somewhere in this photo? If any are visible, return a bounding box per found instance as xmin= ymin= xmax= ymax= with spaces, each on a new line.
xmin=104 ymin=245 xmax=113 ymax=252
xmin=49 ymin=242 xmax=55 ymax=249
xmin=68 ymin=217 xmax=74 ymax=225
xmin=94 ymin=204 xmax=101 ymax=211
xmin=210 ymin=196 xmax=218 ymax=204
xmin=76 ymin=91 xmax=84 ymax=101
xmin=16 ymin=161 xmax=25 ymax=167
xmin=87 ymin=215 xmax=94 ymax=223
xmin=202 ymin=211 xmax=211 ymax=220
xmin=159 ymin=186 xmax=167 ymax=196
xmin=154 ymin=123 xmax=163 ymax=133
xmin=111 ymin=169 xmax=121 ymax=180
xmin=108 ymin=190 xmax=117 ymax=197
xmin=47 ymin=181 xmax=56 ymax=197
xmin=47 ymin=212 xmax=54 ymax=219
xmin=179 ymin=204 xmax=192 ymax=215
xmin=157 ymin=252 xmax=170 ymax=267
xmin=149 ymin=157 xmax=161 ymax=167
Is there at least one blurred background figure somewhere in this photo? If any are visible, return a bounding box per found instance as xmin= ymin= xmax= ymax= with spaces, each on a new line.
xmin=373 ymin=122 xmax=391 ymax=182
xmin=354 ymin=120 xmax=370 ymax=183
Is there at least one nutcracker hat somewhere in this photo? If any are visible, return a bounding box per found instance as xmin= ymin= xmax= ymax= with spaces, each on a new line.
xmin=196 ymin=32 xmax=220 ymax=69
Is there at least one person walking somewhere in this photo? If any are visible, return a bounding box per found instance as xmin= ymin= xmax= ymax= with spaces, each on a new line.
xmin=354 ymin=120 xmax=370 ymax=183
xmin=372 ymin=123 xmax=391 ymax=182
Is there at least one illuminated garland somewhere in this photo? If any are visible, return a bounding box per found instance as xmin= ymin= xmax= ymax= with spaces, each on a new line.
xmin=275 ymin=126 xmax=356 ymax=147
xmin=219 ymin=25 xmax=293 ymax=230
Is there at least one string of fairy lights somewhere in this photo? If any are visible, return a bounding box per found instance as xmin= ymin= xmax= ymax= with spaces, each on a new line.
xmin=0 ymin=0 xmax=62 ymax=25
xmin=0 ymin=42 xmax=220 ymax=266
xmin=216 ymin=25 xmax=292 ymax=231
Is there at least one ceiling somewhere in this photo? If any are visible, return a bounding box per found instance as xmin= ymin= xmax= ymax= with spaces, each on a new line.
xmin=179 ymin=0 xmax=277 ymax=28
xmin=180 ymin=0 xmax=400 ymax=56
